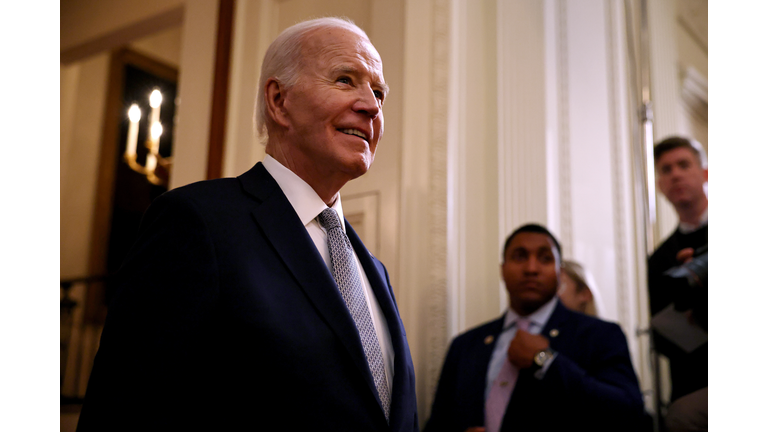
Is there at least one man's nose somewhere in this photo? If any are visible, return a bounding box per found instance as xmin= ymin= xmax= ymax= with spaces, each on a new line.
xmin=670 ymin=165 xmax=686 ymax=178
xmin=524 ymin=257 xmax=540 ymax=273
xmin=353 ymin=86 xmax=380 ymax=118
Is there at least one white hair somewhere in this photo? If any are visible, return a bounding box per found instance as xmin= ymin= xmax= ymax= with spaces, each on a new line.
xmin=254 ymin=17 xmax=370 ymax=141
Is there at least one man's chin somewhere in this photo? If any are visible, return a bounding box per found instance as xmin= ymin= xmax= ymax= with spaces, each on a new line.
xmin=340 ymin=156 xmax=373 ymax=179
xmin=512 ymin=297 xmax=549 ymax=315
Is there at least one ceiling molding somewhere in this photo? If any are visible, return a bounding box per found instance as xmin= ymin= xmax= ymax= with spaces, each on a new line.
xmin=677 ymin=0 xmax=707 ymax=52
xmin=61 ymin=6 xmax=184 ymax=65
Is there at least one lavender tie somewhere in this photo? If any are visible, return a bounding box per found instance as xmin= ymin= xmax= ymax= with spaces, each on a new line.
xmin=317 ymin=208 xmax=390 ymax=422
xmin=485 ymin=318 xmax=530 ymax=432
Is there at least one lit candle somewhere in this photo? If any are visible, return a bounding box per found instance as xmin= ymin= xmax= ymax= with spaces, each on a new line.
xmin=146 ymin=122 xmax=163 ymax=173
xmin=150 ymin=122 xmax=164 ymax=154
xmin=126 ymin=104 xmax=141 ymax=157
xmin=148 ymin=89 xmax=163 ymax=150
xmin=145 ymin=153 xmax=157 ymax=173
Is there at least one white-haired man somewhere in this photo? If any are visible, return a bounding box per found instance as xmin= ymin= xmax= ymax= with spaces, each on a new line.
xmin=78 ymin=17 xmax=418 ymax=432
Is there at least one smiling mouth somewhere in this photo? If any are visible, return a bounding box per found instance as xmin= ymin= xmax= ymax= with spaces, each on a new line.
xmin=339 ymin=128 xmax=368 ymax=142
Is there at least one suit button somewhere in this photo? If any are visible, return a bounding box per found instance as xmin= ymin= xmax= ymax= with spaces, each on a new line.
xmin=484 ymin=335 xmax=494 ymax=345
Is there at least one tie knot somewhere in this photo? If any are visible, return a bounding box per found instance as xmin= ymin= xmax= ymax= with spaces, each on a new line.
xmin=517 ymin=318 xmax=530 ymax=332
xmin=317 ymin=208 xmax=342 ymax=231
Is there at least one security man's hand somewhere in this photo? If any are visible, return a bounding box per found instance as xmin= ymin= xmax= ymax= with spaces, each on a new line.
xmin=676 ymin=247 xmax=695 ymax=264
xmin=507 ymin=329 xmax=549 ymax=369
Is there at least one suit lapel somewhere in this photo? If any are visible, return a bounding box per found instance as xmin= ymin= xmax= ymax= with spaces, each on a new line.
xmin=472 ymin=317 xmax=506 ymax=424
xmin=478 ymin=317 xmax=506 ymax=381
xmin=239 ymin=164 xmax=382 ymax=410
xmin=540 ymin=301 xmax=572 ymax=353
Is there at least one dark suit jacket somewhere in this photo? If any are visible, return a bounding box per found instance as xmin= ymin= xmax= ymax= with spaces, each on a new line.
xmin=77 ymin=163 xmax=418 ymax=432
xmin=648 ymin=225 xmax=708 ymax=402
xmin=424 ymin=301 xmax=645 ymax=432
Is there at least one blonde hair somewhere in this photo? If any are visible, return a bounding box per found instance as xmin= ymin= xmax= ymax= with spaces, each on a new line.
xmin=561 ymin=260 xmax=604 ymax=317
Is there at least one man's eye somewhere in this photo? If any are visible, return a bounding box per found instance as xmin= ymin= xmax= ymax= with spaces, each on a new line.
xmin=337 ymin=76 xmax=352 ymax=85
xmin=374 ymin=90 xmax=384 ymax=100
xmin=540 ymin=255 xmax=554 ymax=264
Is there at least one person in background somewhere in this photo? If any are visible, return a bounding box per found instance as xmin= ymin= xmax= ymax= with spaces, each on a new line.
xmin=424 ymin=224 xmax=645 ymax=432
xmin=558 ymin=260 xmax=604 ymax=317
xmin=648 ymin=136 xmax=708 ymax=432
xmin=77 ymin=17 xmax=418 ymax=432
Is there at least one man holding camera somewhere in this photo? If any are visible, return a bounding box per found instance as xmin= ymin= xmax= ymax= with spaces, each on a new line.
xmin=648 ymin=136 xmax=708 ymax=432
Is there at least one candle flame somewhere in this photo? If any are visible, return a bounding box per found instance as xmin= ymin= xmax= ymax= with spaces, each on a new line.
xmin=151 ymin=122 xmax=164 ymax=140
xmin=149 ymin=89 xmax=163 ymax=108
xmin=128 ymin=104 xmax=141 ymax=122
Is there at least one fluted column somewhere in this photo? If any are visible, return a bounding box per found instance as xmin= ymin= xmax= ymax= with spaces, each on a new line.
xmin=399 ymin=0 xmax=451 ymax=422
xmin=497 ymin=1 xmax=549 ymax=243
xmin=647 ymin=0 xmax=681 ymax=244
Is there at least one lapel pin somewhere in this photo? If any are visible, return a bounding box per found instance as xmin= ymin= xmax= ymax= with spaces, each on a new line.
xmin=484 ymin=335 xmax=494 ymax=345
xmin=549 ymin=329 xmax=559 ymax=338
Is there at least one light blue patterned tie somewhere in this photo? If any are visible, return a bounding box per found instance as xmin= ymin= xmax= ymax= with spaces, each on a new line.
xmin=317 ymin=208 xmax=391 ymax=422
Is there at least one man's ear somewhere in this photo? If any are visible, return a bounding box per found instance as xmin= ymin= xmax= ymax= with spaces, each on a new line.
xmin=265 ymin=78 xmax=290 ymax=128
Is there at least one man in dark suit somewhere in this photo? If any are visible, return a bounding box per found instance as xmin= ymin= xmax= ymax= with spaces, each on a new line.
xmin=77 ymin=17 xmax=418 ymax=432
xmin=647 ymin=136 xmax=708 ymax=432
xmin=424 ymin=224 xmax=645 ymax=432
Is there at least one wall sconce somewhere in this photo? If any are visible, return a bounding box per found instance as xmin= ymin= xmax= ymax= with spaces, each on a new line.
xmin=124 ymin=89 xmax=171 ymax=186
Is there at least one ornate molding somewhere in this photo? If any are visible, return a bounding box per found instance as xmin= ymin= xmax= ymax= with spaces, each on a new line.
xmin=425 ymin=0 xmax=451 ymax=412
xmin=605 ymin=0 xmax=630 ymax=330
xmin=556 ymin=0 xmax=573 ymax=258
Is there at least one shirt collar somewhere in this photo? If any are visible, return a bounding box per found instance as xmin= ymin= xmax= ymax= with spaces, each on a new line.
xmin=679 ymin=207 xmax=708 ymax=234
xmin=262 ymin=155 xmax=345 ymax=231
xmin=501 ymin=295 xmax=559 ymax=331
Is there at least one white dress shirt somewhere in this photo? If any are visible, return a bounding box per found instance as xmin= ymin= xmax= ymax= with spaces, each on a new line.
xmin=262 ymin=155 xmax=394 ymax=391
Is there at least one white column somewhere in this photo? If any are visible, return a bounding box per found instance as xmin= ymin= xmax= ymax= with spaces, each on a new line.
xmin=399 ymin=0 xmax=450 ymax=423
xmin=497 ymin=0 xmax=549 ymax=246
xmin=647 ymin=0 xmax=682 ymax=244
xmin=222 ymin=0 xmax=276 ymax=178
xmin=169 ymin=0 xmax=219 ymax=188
xmin=446 ymin=0 xmax=501 ymax=339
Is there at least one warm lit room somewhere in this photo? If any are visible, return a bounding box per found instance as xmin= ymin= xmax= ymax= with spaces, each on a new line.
xmin=58 ymin=0 xmax=711 ymax=431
